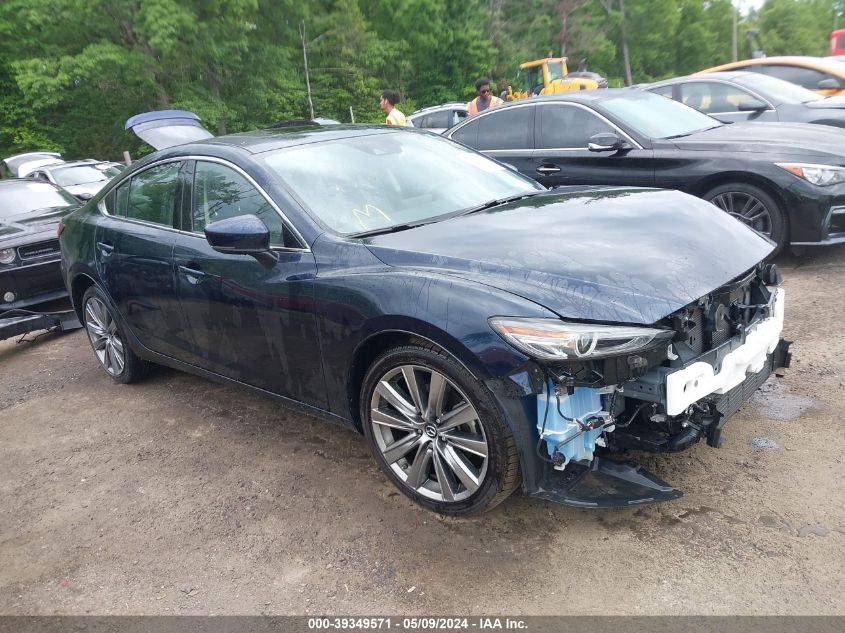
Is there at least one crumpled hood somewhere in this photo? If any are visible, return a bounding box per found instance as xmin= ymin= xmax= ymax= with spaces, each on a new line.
xmin=364 ymin=189 xmax=773 ymax=324
xmin=670 ymin=121 xmax=845 ymax=159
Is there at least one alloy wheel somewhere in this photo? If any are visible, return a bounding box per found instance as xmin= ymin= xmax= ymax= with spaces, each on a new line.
xmin=84 ymin=297 xmax=125 ymax=376
xmin=709 ymin=191 xmax=773 ymax=238
xmin=369 ymin=365 xmax=489 ymax=503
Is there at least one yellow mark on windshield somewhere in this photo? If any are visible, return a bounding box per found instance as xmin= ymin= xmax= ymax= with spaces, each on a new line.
xmin=353 ymin=204 xmax=392 ymax=230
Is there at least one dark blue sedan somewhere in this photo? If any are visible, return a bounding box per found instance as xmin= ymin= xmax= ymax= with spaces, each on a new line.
xmin=59 ymin=123 xmax=789 ymax=514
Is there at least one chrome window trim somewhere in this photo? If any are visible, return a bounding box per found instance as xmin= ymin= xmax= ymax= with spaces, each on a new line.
xmin=97 ymin=155 xmax=310 ymax=252
xmin=447 ymin=100 xmax=644 ymax=151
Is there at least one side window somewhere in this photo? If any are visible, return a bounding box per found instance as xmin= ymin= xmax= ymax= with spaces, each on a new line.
xmin=537 ymin=105 xmax=613 ymax=149
xmin=452 ymin=109 xmax=468 ymax=126
xmin=191 ymin=161 xmax=298 ymax=248
xmin=761 ymin=64 xmax=829 ymax=90
xmin=649 ymin=85 xmax=675 ymax=100
xmin=113 ymin=181 xmax=130 ymax=216
xmin=424 ymin=110 xmax=451 ymax=129
xmin=451 ymin=119 xmax=479 ymax=148
xmin=476 ymin=106 xmax=534 ymax=151
xmin=680 ymin=81 xmax=759 ymax=113
xmin=126 ymin=162 xmax=180 ymax=226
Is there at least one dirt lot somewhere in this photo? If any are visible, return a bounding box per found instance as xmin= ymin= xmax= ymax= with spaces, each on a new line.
xmin=1 ymin=246 xmax=843 ymax=616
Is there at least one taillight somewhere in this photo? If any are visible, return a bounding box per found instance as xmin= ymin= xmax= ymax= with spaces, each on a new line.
xmin=57 ymin=221 xmax=65 ymax=237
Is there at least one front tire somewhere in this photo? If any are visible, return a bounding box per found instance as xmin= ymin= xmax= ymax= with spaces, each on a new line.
xmin=704 ymin=182 xmax=788 ymax=255
xmin=82 ymin=285 xmax=147 ymax=384
xmin=360 ymin=344 xmax=520 ymax=515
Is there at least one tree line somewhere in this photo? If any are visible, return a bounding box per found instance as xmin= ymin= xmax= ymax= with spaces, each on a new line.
xmin=0 ymin=0 xmax=842 ymax=161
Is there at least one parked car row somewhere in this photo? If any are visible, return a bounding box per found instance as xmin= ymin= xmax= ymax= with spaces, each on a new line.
xmin=0 ymin=179 xmax=79 ymax=311
xmin=444 ymin=89 xmax=845 ymax=254
xmin=1 ymin=152 xmax=124 ymax=315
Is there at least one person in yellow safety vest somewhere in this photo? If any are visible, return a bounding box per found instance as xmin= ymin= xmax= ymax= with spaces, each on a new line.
xmin=379 ymin=90 xmax=407 ymax=126
xmin=467 ymin=77 xmax=503 ymax=116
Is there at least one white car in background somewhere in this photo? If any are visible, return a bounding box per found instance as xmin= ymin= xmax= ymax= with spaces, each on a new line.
xmin=28 ymin=160 xmax=124 ymax=201
xmin=1 ymin=152 xmax=64 ymax=178
xmin=407 ymin=103 xmax=468 ymax=134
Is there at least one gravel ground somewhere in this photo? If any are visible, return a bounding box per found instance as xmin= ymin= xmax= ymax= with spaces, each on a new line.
xmin=0 ymin=246 xmax=843 ymax=616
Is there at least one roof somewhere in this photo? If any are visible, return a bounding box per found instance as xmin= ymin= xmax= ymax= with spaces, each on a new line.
xmin=698 ymin=56 xmax=845 ymax=76
xmin=0 ymin=178 xmax=61 ymax=191
xmin=189 ymin=124 xmax=414 ymax=155
xmin=648 ymin=71 xmax=757 ymax=86
xmin=409 ymin=103 xmax=468 ymax=116
xmin=484 ymin=88 xmax=639 ymax=109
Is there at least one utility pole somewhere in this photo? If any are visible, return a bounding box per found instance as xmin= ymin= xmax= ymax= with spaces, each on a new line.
xmin=618 ymin=0 xmax=632 ymax=86
xmin=300 ymin=21 xmax=315 ymax=120
xmin=732 ymin=1 xmax=739 ymax=62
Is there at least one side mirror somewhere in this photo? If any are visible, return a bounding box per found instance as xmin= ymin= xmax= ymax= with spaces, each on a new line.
xmin=817 ymin=78 xmax=840 ymax=90
xmin=76 ymin=192 xmax=94 ymax=201
xmin=588 ymin=132 xmax=627 ymax=152
xmin=205 ymin=214 xmax=278 ymax=267
xmin=737 ymin=98 xmax=769 ymax=112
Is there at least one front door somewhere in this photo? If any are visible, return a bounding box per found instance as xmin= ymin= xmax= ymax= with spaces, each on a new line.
xmin=171 ymin=159 xmax=326 ymax=408
xmin=530 ymin=103 xmax=655 ymax=188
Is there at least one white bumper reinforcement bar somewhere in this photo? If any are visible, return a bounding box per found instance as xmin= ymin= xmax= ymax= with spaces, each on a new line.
xmin=664 ymin=288 xmax=785 ymax=416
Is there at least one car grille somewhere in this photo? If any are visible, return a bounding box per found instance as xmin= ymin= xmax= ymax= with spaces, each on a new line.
xmin=18 ymin=240 xmax=61 ymax=260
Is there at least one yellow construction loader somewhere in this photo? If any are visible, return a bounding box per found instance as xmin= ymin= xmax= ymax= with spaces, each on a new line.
xmin=503 ymin=57 xmax=607 ymax=101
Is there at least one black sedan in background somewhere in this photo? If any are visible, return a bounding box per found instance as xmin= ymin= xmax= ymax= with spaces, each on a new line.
xmin=1 ymin=179 xmax=78 ymax=311
xmin=445 ymin=89 xmax=845 ymax=253
xmin=60 ymin=124 xmax=788 ymax=514
xmin=644 ymin=71 xmax=845 ymax=127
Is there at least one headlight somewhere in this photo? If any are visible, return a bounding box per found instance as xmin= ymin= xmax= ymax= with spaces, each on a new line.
xmin=0 ymin=248 xmax=16 ymax=265
xmin=489 ymin=317 xmax=675 ymax=360
xmin=776 ymin=162 xmax=845 ymax=186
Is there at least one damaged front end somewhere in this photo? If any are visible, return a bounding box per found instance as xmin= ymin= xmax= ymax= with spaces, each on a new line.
xmin=498 ymin=263 xmax=791 ymax=508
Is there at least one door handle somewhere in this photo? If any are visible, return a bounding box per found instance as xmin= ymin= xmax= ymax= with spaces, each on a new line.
xmin=177 ymin=264 xmax=207 ymax=285
xmin=536 ymin=165 xmax=561 ymax=174
xmin=96 ymin=241 xmax=114 ymax=257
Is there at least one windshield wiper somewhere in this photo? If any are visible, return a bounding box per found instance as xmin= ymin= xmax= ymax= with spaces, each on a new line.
xmin=664 ymin=124 xmax=723 ymax=139
xmin=350 ymin=223 xmax=422 ymax=239
xmin=460 ymin=190 xmax=545 ymax=216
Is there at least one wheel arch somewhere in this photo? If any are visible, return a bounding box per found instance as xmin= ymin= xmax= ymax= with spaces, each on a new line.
xmin=690 ymin=171 xmax=792 ymax=236
xmin=690 ymin=171 xmax=787 ymax=211
xmin=346 ymin=324 xmax=492 ymax=433
xmin=70 ymin=273 xmax=97 ymax=321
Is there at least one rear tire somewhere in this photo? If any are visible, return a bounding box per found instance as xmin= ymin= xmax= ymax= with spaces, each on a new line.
xmin=82 ymin=285 xmax=147 ymax=384
xmin=704 ymin=182 xmax=788 ymax=256
xmin=360 ymin=344 xmax=520 ymax=515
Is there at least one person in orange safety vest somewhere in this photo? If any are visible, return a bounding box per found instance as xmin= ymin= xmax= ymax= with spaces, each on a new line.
xmin=380 ymin=90 xmax=407 ymax=126
xmin=467 ymin=77 xmax=503 ymax=116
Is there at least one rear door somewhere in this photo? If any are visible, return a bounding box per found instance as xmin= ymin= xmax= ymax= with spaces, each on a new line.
xmin=530 ymin=103 xmax=654 ymax=187
xmin=171 ymin=158 xmax=326 ymax=407
xmin=95 ymin=160 xmax=185 ymax=357
xmin=449 ymin=104 xmax=536 ymax=175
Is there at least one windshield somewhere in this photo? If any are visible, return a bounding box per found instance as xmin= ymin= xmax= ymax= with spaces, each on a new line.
xmin=51 ymin=163 xmax=122 ymax=187
xmin=261 ymin=131 xmax=542 ymax=235
xmin=0 ymin=182 xmax=76 ymax=219
xmin=547 ymin=61 xmax=565 ymax=82
xmin=598 ymin=91 xmax=722 ymax=139
xmin=737 ymin=73 xmax=822 ymax=104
